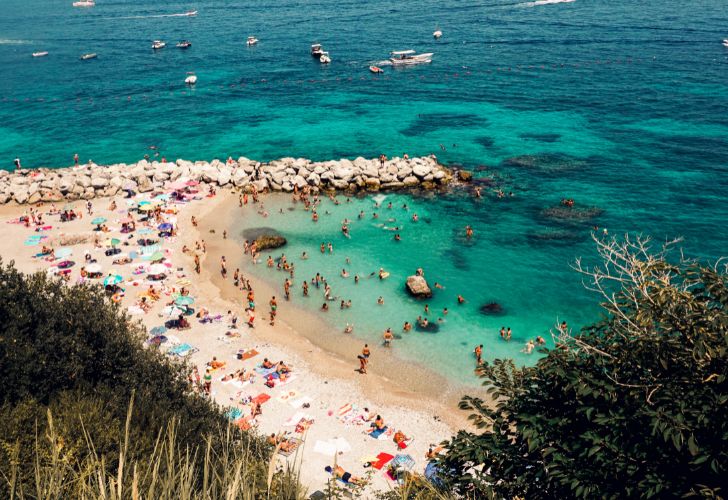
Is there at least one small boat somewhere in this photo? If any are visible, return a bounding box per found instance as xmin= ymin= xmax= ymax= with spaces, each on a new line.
xmin=80 ymin=53 xmax=97 ymax=60
xmin=319 ymin=51 xmax=331 ymax=64
xmin=433 ymin=30 xmax=442 ymax=39
xmin=32 ymin=51 xmax=49 ymax=57
xmin=246 ymin=36 xmax=258 ymax=46
xmin=183 ymin=10 xmax=197 ymax=16
xmin=185 ymin=72 xmax=197 ymax=85
xmin=72 ymin=0 xmax=95 ymax=7
xmin=152 ymin=40 xmax=166 ymax=50
xmin=723 ymin=39 xmax=728 ymax=47
xmin=389 ymin=50 xmax=433 ymax=66
xmin=311 ymin=43 xmax=324 ymax=58
xmin=369 ymin=65 xmax=384 ymax=74
xmin=176 ymin=40 xmax=192 ymax=49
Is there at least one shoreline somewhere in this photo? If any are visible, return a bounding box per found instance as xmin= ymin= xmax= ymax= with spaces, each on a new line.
xmin=0 ymin=183 xmax=480 ymax=494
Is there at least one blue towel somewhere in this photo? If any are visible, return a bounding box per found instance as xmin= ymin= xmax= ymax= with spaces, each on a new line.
xmin=254 ymin=366 xmax=277 ymax=376
xmin=370 ymin=426 xmax=388 ymax=439
xmin=225 ymin=407 xmax=243 ymax=421
xmin=168 ymin=343 xmax=193 ymax=355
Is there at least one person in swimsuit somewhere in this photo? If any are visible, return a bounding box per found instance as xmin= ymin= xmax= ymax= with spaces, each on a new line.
xmin=325 ymin=465 xmax=361 ymax=485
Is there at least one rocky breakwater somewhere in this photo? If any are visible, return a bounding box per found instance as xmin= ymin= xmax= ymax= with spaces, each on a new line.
xmin=0 ymin=155 xmax=451 ymax=205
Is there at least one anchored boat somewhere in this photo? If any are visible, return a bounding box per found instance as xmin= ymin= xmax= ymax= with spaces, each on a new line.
xmin=152 ymin=40 xmax=166 ymax=50
xmin=246 ymin=36 xmax=258 ymax=46
xmin=320 ymin=51 xmax=331 ymax=64
xmin=185 ymin=72 xmax=197 ymax=85
xmin=32 ymin=51 xmax=49 ymax=57
xmin=311 ymin=43 xmax=324 ymax=58
xmin=389 ymin=50 xmax=433 ymax=66
xmin=176 ymin=40 xmax=192 ymax=49
xmin=80 ymin=53 xmax=97 ymax=60
xmin=72 ymin=0 xmax=95 ymax=7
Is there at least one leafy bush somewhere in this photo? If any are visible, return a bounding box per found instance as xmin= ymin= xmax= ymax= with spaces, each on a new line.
xmin=0 ymin=261 xmax=302 ymax=498
xmin=438 ymin=236 xmax=728 ymax=499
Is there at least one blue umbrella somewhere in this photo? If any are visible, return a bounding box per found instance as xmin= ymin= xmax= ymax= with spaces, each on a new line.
xmin=91 ymin=217 xmax=107 ymax=225
xmin=103 ymin=274 xmax=123 ymax=286
xmin=150 ymin=325 xmax=168 ymax=336
xmin=158 ymin=223 xmax=173 ymax=231
xmin=175 ymin=296 xmax=195 ymax=306
xmin=137 ymin=228 xmax=153 ymax=235
xmin=154 ymin=194 xmax=170 ymax=201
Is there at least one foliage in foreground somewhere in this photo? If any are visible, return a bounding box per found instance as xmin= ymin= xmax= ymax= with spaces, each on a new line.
xmin=439 ymin=235 xmax=728 ymax=499
xmin=0 ymin=261 xmax=302 ymax=498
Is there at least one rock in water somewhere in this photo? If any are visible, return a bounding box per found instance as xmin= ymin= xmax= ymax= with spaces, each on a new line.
xmin=242 ymin=227 xmax=287 ymax=250
xmin=406 ymin=275 xmax=432 ymax=298
xmin=479 ymin=302 xmax=505 ymax=315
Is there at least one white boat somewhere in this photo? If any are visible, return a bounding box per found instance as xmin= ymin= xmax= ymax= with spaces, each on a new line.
xmin=723 ymin=39 xmax=728 ymax=47
xmin=311 ymin=43 xmax=323 ymax=58
xmin=185 ymin=72 xmax=197 ymax=85
xmin=152 ymin=40 xmax=166 ymax=50
xmin=176 ymin=40 xmax=192 ymax=49
xmin=320 ymin=51 xmax=331 ymax=64
xmin=183 ymin=10 xmax=197 ymax=16
xmin=246 ymin=36 xmax=258 ymax=46
xmin=433 ymin=30 xmax=442 ymax=39
xmin=80 ymin=53 xmax=97 ymax=60
xmin=32 ymin=51 xmax=49 ymax=57
xmin=389 ymin=50 xmax=433 ymax=66
xmin=369 ymin=65 xmax=384 ymax=74
xmin=72 ymin=0 xmax=95 ymax=7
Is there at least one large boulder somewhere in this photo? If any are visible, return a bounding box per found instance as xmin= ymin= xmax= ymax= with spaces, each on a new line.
xmin=242 ymin=227 xmax=287 ymax=250
xmin=405 ymin=275 xmax=432 ymax=298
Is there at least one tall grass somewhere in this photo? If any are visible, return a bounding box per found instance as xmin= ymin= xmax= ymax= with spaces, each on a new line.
xmin=3 ymin=397 xmax=306 ymax=500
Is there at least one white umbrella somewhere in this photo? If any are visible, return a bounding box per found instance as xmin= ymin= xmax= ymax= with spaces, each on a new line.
xmin=86 ymin=263 xmax=102 ymax=274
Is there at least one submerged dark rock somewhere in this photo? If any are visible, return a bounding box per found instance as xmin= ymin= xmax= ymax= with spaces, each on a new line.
xmin=526 ymin=229 xmax=584 ymax=246
xmin=540 ymin=205 xmax=604 ymax=223
xmin=242 ymin=227 xmax=287 ymax=250
xmin=502 ymin=153 xmax=587 ymax=174
xmin=479 ymin=302 xmax=505 ymax=316
xmin=519 ymin=133 xmax=561 ymax=143
xmin=415 ymin=321 xmax=440 ymax=333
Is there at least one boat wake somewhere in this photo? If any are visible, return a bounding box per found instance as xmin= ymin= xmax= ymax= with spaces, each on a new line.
xmin=518 ymin=0 xmax=575 ymax=7
xmin=0 ymin=39 xmax=31 ymax=45
xmin=113 ymin=11 xmax=197 ymax=20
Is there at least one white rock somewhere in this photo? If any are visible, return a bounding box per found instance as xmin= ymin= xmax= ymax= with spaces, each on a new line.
xmin=91 ymin=177 xmax=109 ymax=188
xmin=413 ymin=164 xmax=432 ymax=178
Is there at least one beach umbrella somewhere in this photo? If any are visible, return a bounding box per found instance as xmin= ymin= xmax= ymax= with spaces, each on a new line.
xmin=57 ymin=260 xmax=75 ymax=269
xmin=104 ymin=274 xmax=123 ymax=286
xmin=143 ymin=251 xmax=165 ymax=262
xmin=158 ymin=222 xmax=173 ymax=231
xmin=186 ymin=180 xmax=199 ymax=186
xmin=54 ymin=247 xmax=73 ymax=259
xmin=105 ymin=238 xmax=121 ymax=247
xmin=86 ymin=263 xmax=102 ymax=274
xmin=137 ymin=228 xmax=153 ymax=235
xmin=138 ymin=204 xmax=154 ymax=212
xmin=24 ymin=238 xmax=44 ymax=246
xmin=154 ymin=194 xmax=170 ymax=201
xmin=148 ymin=263 xmax=167 ymax=275
xmin=91 ymin=217 xmax=107 ymax=225
xmin=174 ymin=296 xmax=195 ymax=306
xmin=150 ymin=325 xmax=167 ymax=336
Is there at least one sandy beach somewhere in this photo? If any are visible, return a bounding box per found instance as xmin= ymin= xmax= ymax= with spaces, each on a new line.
xmin=0 ymin=185 xmax=473 ymax=496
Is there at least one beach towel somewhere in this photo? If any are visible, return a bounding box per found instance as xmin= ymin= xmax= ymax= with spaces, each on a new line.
xmin=313 ymin=440 xmax=338 ymax=457
xmin=295 ymin=418 xmax=314 ymax=434
xmin=391 ymin=454 xmax=416 ymax=470
xmin=369 ymin=426 xmax=389 ymax=439
xmin=168 ymin=343 xmax=197 ymax=356
xmin=284 ymin=411 xmax=307 ymax=426
xmin=371 ymin=452 xmax=394 ymax=470
xmin=251 ymin=393 xmax=271 ymax=405
xmin=237 ymin=349 xmax=259 ymax=361
xmin=277 ymin=437 xmax=303 ymax=457
xmin=254 ymin=365 xmax=277 ymax=377
xmin=275 ymin=374 xmax=297 ymax=387
xmin=289 ymin=396 xmax=313 ymax=409
xmin=330 ymin=437 xmax=352 ymax=453
xmin=338 ymin=403 xmax=353 ymax=417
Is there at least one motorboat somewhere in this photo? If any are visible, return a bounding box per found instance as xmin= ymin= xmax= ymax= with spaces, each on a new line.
xmin=183 ymin=10 xmax=197 ymax=16
xmin=246 ymin=36 xmax=258 ymax=46
xmin=389 ymin=50 xmax=433 ymax=66
xmin=723 ymin=39 xmax=728 ymax=47
xmin=72 ymin=0 xmax=95 ymax=7
xmin=185 ymin=72 xmax=197 ymax=85
xmin=319 ymin=51 xmax=331 ymax=64
xmin=433 ymin=30 xmax=442 ymax=39
xmin=176 ymin=40 xmax=192 ymax=49
xmin=369 ymin=65 xmax=384 ymax=74
xmin=32 ymin=51 xmax=49 ymax=57
xmin=152 ymin=40 xmax=166 ymax=50
xmin=311 ymin=43 xmax=324 ymax=58
xmin=80 ymin=53 xmax=97 ymax=60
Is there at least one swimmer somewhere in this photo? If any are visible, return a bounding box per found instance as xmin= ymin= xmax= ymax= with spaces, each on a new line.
xmin=354 ymin=275 xmax=359 ymax=284
xmin=383 ymin=328 xmax=394 ymax=346
xmin=465 ymin=225 xmax=474 ymax=238
xmin=377 ymin=296 xmax=384 ymax=305
xmin=403 ymin=321 xmax=412 ymax=332
xmin=457 ymin=294 xmax=465 ymax=304
xmin=412 ymin=213 xmax=419 ymax=222
xmin=321 ymin=303 xmax=329 ymax=311
xmin=394 ymin=234 xmax=401 ymax=241
xmin=301 ymin=251 xmax=308 ymax=259
xmin=434 ymin=282 xmax=444 ymax=289
xmin=344 ymin=323 xmax=353 ymax=333
xmin=474 ymin=344 xmax=483 ymax=365
xmin=341 ymin=268 xmax=349 ymax=278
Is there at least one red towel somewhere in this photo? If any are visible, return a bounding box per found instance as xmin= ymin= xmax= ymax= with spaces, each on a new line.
xmin=251 ymin=393 xmax=271 ymax=405
xmin=372 ymin=452 xmax=394 ymax=470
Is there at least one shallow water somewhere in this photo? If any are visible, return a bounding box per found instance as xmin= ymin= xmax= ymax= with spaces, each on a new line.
xmin=2 ymin=0 xmax=728 ymax=382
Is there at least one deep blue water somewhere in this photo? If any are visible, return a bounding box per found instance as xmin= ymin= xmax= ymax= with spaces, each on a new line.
xmin=2 ymin=0 xmax=727 ymax=380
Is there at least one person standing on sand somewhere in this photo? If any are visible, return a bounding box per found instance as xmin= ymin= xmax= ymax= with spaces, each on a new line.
xmin=73 ymin=153 xmax=79 ymax=166
xmin=358 ymin=344 xmax=370 ymax=374
xmin=194 ymin=254 xmax=201 ymax=274
xmin=220 ymin=256 xmax=227 ymax=278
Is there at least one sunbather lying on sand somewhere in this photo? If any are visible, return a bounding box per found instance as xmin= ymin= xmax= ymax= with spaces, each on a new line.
xmin=268 ymin=433 xmax=297 ymax=453
xmin=208 ymin=357 xmax=226 ymax=370
xmin=324 ymin=465 xmax=362 ymax=485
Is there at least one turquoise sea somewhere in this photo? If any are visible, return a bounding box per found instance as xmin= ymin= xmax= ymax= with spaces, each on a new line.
xmin=2 ymin=0 xmax=727 ymax=381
